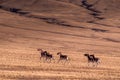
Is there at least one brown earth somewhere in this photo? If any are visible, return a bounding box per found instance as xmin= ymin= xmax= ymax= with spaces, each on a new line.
xmin=0 ymin=0 xmax=120 ymax=80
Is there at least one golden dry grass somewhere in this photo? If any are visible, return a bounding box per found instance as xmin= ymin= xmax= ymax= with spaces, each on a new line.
xmin=0 ymin=0 xmax=120 ymax=79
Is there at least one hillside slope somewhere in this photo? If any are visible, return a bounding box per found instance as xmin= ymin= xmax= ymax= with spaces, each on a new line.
xmin=0 ymin=0 xmax=120 ymax=25
xmin=0 ymin=0 xmax=120 ymax=80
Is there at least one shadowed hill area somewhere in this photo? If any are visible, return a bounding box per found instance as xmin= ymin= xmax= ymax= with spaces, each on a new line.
xmin=0 ymin=0 xmax=120 ymax=24
xmin=0 ymin=0 xmax=93 ymax=22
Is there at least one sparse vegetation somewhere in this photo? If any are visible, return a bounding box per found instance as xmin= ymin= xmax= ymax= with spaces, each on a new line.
xmin=0 ymin=0 xmax=120 ymax=80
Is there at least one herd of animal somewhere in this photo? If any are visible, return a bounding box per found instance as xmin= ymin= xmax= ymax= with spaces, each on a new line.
xmin=37 ymin=48 xmax=69 ymax=63
xmin=37 ymin=48 xmax=100 ymax=66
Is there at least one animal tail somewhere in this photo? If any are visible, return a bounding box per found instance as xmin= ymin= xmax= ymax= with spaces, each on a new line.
xmin=67 ymin=57 xmax=70 ymax=61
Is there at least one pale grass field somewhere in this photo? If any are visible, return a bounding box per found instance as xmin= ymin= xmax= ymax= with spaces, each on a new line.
xmin=0 ymin=44 xmax=120 ymax=80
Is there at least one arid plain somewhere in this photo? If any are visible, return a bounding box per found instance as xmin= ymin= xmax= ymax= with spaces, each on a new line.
xmin=0 ymin=0 xmax=120 ymax=80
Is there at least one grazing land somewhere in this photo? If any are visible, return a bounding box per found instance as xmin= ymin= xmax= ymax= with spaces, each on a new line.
xmin=0 ymin=0 xmax=120 ymax=80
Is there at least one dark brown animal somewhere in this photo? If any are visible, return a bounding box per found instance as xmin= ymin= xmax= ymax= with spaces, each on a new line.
xmin=84 ymin=53 xmax=100 ymax=66
xmin=90 ymin=54 xmax=100 ymax=64
xmin=84 ymin=53 xmax=94 ymax=63
xmin=37 ymin=49 xmax=54 ymax=62
xmin=57 ymin=52 xmax=69 ymax=64
xmin=37 ymin=48 xmax=47 ymax=60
